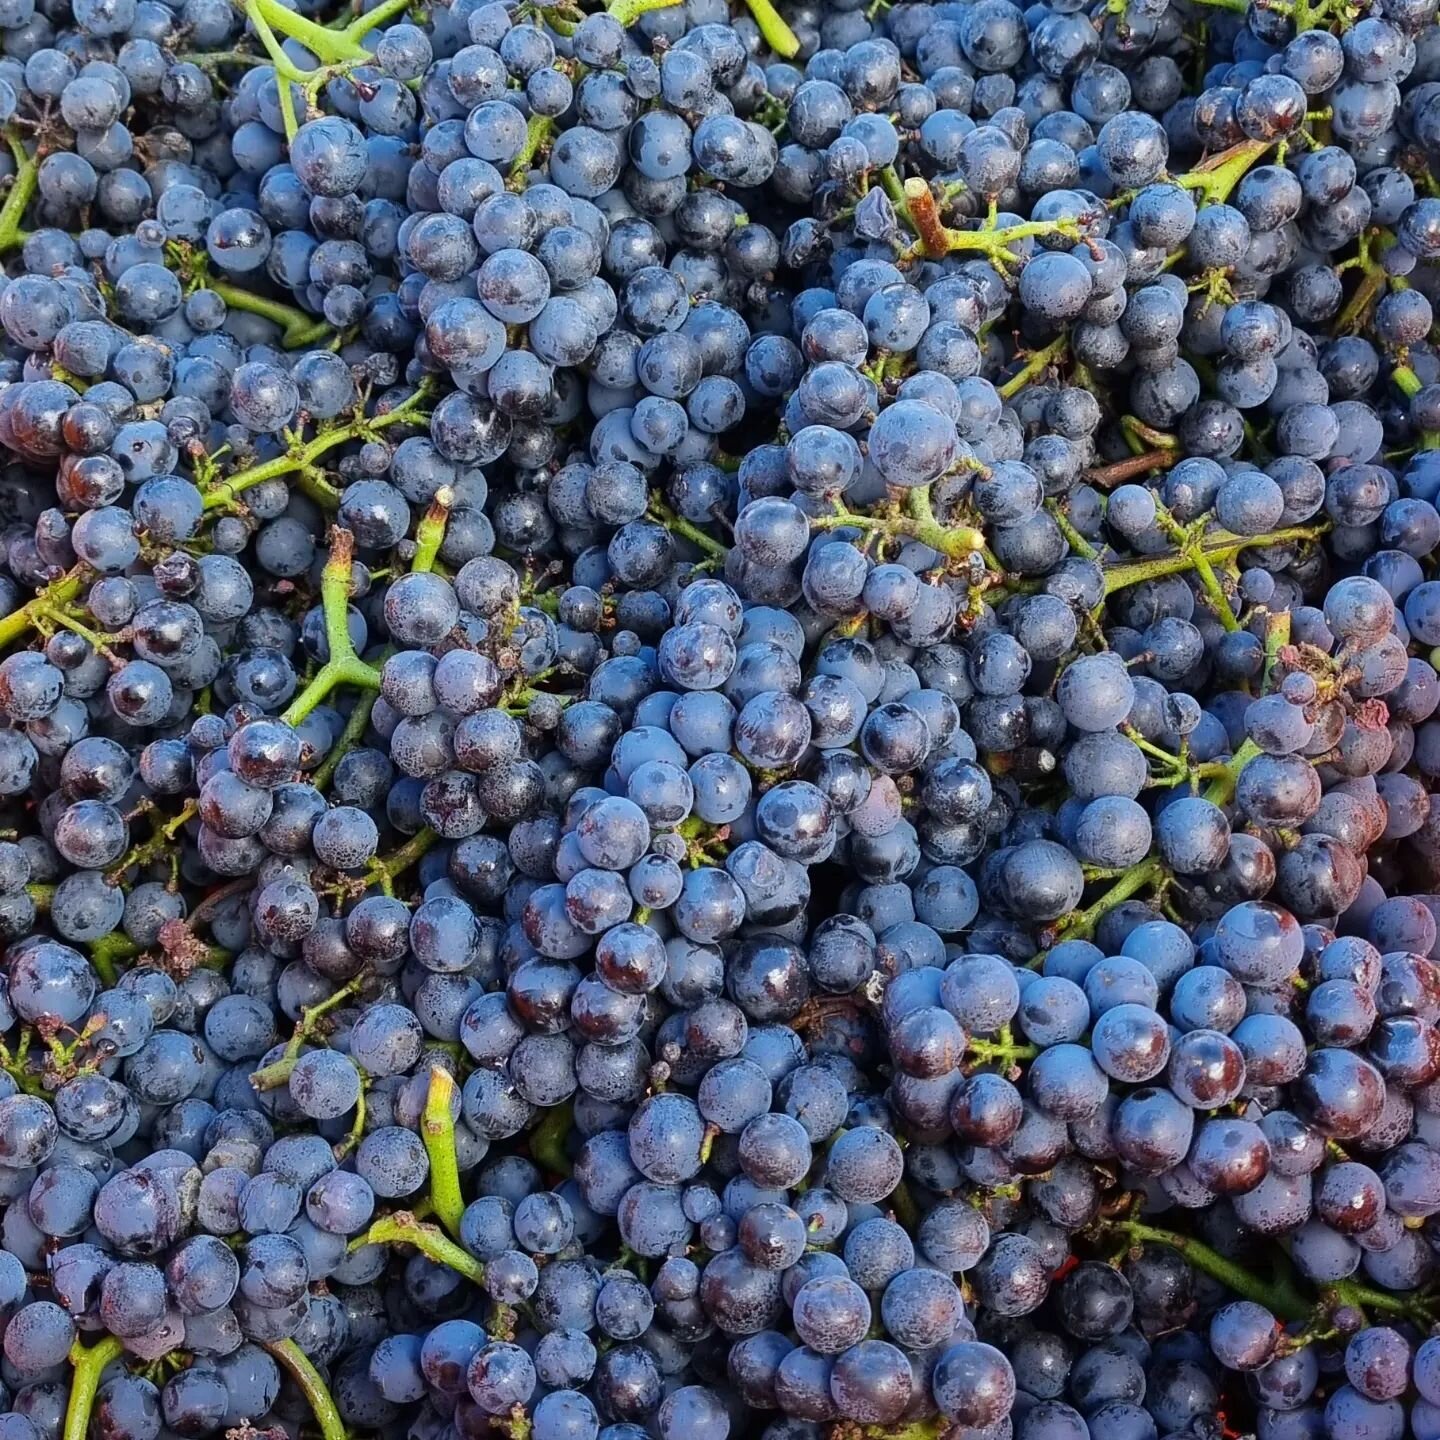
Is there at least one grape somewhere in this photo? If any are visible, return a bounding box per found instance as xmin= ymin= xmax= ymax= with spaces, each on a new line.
xmin=0 ymin=4 xmax=1430 ymax=1438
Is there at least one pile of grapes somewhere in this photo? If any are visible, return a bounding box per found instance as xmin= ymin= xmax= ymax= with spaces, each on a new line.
xmin=3 ymin=0 xmax=1440 ymax=1438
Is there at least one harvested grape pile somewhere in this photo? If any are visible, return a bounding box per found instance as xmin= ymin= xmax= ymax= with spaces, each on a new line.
xmin=2 ymin=0 xmax=1440 ymax=1439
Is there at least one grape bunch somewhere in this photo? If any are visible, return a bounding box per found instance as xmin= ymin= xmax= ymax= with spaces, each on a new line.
xmin=1 ymin=0 xmax=1440 ymax=1439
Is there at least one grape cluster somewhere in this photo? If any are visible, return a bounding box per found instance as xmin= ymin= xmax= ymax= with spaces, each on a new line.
xmin=1 ymin=0 xmax=1440 ymax=1439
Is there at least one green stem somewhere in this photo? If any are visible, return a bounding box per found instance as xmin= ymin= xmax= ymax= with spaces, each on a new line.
xmin=1000 ymin=337 xmax=1069 ymax=400
xmin=607 ymin=0 xmax=677 ymax=22
xmin=1260 ymin=608 xmax=1290 ymax=695
xmin=858 ymin=1419 xmax=951 ymax=1440
xmin=1101 ymin=524 xmax=1329 ymax=597
xmin=422 ymin=1066 xmax=465 ymax=1240
xmin=1393 ymin=363 xmax=1423 ymax=398
xmin=509 ymin=113 xmax=555 ymax=188
xmin=180 ymin=47 xmax=264 ymax=67
xmin=1324 ymin=1276 xmax=1438 ymax=1322
xmin=208 ymin=280 xmax=332 ymax=350
xmin=0 ymin=566 xmax=87 ymax=650
xmin=901 ymin=176 xmax=1079 ymax=260
xmin=966 ymin=1036 xmax=1041 ymax=1064
xmin=89 ymin=932 xmax=140 ymax=984
xmin=1199 ymin=611 xmax=1288 ymax=804
xmin=1393 ymin=363 xmax=1440 ymax=448
xmin=363 ymin=827 xmax=437 ymax=896
xmin=332 ymin=1079 xmax=366 ymax=1159
xmin=411 ymin=490 xmax=452 ymax=574
xmin=1046 ymin=499 xmax=1096 ymax=560
xmin=200 ymin=376 xmax=432 ymax=511
xmin=646 ymin=496 xmax=729 ymax=561
xmin=889 ymin=1180 xmax=919 ymax=1230
xmin=250 ymin=975 xmax=364 ymax=1090
xmin=529 ymin=1101 xmax=575 ymax=1178
xmin=244 ymin=0 xmax=374 ymax=64
xmin=810 ymin=496 xmax=986 ymax=560
xmin=1054 ymin=856 xmax=1169 ymax=941
xmin=105 ymin=800 xmax=199 ymax=885
xmin=339 ymin=0 xmax=413 ymax=40
xmin=0 ymin=127 xmax=36 ymax=252
xmin=1151 ymin=510 xmax=1239 ymax=634
xmin=1124 ymin=726 xmax=1189 ymax=777
xmin=64 ymin=1337 xmax=126 ymax=1440
xmin=261 ymin=1340 xmax=349 ymax=1440
xmin=296 ymin=463 xmax=344 ymax=510
xmin=1191 ymin=549 xmax=1240 ymax=631
xmin=1173 ymin=138 xmax=1273 ymax=204
xmin=312 ymin=692 xmax=377 ymax=789
xmin=281 ymin=529 xmax=381 ymax=726
xmin=743 ymin=0 xmax=800 ymax=55
xmin=357 ymin=1212 xmax=486 ymax=1284
xmin=1336 ymin=263 xmax=1388 ymax=338
xmin=1202 ymin=738 xmax=1260 ymax=808
xmin=1105 ymin=1219 xmax=1311 ymax=1321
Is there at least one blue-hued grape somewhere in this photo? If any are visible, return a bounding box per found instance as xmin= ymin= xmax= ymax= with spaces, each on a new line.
xmin=0 ymin=1 xmax=1429 ymax=1437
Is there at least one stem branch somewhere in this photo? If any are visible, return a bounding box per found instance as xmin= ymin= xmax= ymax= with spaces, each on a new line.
xmin=262 ymin=1340 xmax=349 ymax=1440
xmin=422 ymin=1066 xmax=465 ymax=1240
xmin=64 ymin=1337 xmax=125 ymax=1440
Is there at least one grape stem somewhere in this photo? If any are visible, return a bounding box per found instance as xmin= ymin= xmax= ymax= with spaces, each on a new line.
xmin=282 ymin=528 xmax=382 ymax=726
xmin=742 ymin=0 xmax=800 ymax=57
xmin=168 ymin=234 xmax=333 ymax=347
xmin=307 ymin=524 xmax=441 ymax=788
xmin=1103 ymin=1214 xmax=1439 ymax=1326
xmin=63 ymin=1336 xmax=126 ymax=1440
xmin=646 ymin=495 xmax=730 ymax=560
xmin=1084 ymin=449 xmax=1182 ymax=489
xmin=1046 ymin=500 xmax=1096 ymax=561
xmin=356 ymin=826 xmax=438 ymax=898
xmin=179 ymin=48 xmax=264 ymax=68
xmin=965 ymin=1034 xmax=1040 ymax=1066
xmin=0 ymin=127 xmax=36 ymax=253
xmin=529 ymin=1100 xmax=575 ymax=1178
xmin=1198 ymin=611 xmax=1290 ymax=805
xmin=856 ymin=1417 xmax=951 ymax=1440
xmin=509 ymin=113 xmax=556 ymax=190
xmin=1259 ymin=607 xmax=1291 ymax=694
xmin=900 ymin=177 xmax=1081 ymax=262
xmin=1172 ymin=137 xmax=1273 ymax=205
xmin=1391 ymin=361 xmax=1440 ymax=449
xmin=411 ymin=489 xmax=453 ymax=574
xmin=606 ymin=0 xmax=677 ymax=24
xmin=312 ymin=691 xmax=379 ymax=789
xmin=105 ymin=799 xmax=199 ymax=886
xmin=1100 ymin=523 xmax=1329 ymax=597
xmin=0 ymin=565 xmax=88 ymax=650
xmin=1051 ymin=855 xmax=1170 ymax=942
xmin=1333 ymin=227 xmax=1396 ymax=339
xmin=808 ymin=490 xmax=986 ymax=560
xmin=87 ymin=932 xmax=137 ymax=985
xmin=354 ymin=1211 xmax=487 ymax=1284
xmin=261 ymin=1340 xmax=349 ymax=1440
xmin=1101 ymin=1217 xmax=1312 ymax=1321
xmin=1150 ymin=507 xmax=1239 ymax=633
xmin=250 ymin=975 xmax=365 ymax=1090
xmin=422 ymin=1066 xmax=466 ymax=1240
xmin=239 ymin=0 xmax=411 ymax=68
xmin=199 ymin=376 xmax=434 ymax=511
xmin=998 ymin=336 xmax=1069 ymax=400
xmin=208 ymin=279 xmax=333 ymax=350
xmin=332 ymin=1079 xmax=367 ymax=1160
